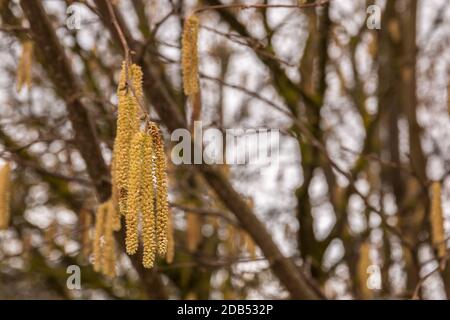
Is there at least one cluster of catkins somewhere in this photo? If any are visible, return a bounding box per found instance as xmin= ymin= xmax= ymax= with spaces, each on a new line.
xmin=107 ymin=61 xmax=172 ymax=269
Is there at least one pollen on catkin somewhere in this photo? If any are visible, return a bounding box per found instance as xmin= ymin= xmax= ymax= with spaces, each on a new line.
xmin=430 ymin=181 xmax=446 ymax=259
xmin=0 ymin=162 xmax=11 ymax=230
xmin=150 ymin=123 xmax=169 ymax=256
xmin=16 ymin=40 xmax=33 ymax=92
xmin=182 ymin=15 xmax=200 ymax=95
xmin=125 ymin=132 xmax=145 ymax=255
xmin=113 ymin=62 xmax=142 ymax=216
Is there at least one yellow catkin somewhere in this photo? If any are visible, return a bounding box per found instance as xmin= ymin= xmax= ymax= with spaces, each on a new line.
xmin=79 ymin=208 xmax=92 ymax=262
xmin=0 ymin=163 xmax=11 ymax=230
xmin=93 ymin=203 xmax=106 ymax=272
xmin=357 ymin=241 xmax=372 ymax=299
xmin=166 ymin=209 xmax=174 ymax=264
xmin=16 ymin=40 xmax=33 ymax=92
xmin=113 ymin=62 xmax=142 ymax=216
xmin=182 ymin=15 xmax=200 ymax=95
xmin=246 ymin=233 xmax=256 ymax=259
xmin=430 ymin=181 xmax=446 ymax=259
xmin=125 ymin=132 xmax=145 ymax=255
xmin=141 ymin=133 xmax=156 ymax=268
xmin=150 ymin=123 xmax=169 ymax=256
xmin=110 ymin=155 xmax=121 ymax=231
xmin=186 ymin=211 xmax=201 ymax=252
xmin=22 ymin=232 xmax=32 ymax=263
xmin=226 ymin=224 xmax=236 ymax=255
xmin=102 ymin=200 xmax=116 ymax=277
xmin=44 ymin=220 xmax=57 ymax=254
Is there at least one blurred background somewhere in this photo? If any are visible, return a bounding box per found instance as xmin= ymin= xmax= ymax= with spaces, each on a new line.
xmin=0 ymin=0 xmax=449 ymax=299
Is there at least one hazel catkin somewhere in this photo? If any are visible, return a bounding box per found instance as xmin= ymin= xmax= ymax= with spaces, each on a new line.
xmin=430 ymin=181 xmax=446 ymax=259
xmin=182 ymin=15 xmax=200 ymax=96
xmin=113 ymin=62 xmax=142 ymax=216
xmin=125 ymin=132 xmax=145 ymax=255
xmin=150 ymin=123 xmax=169 ymax=256
xmin=141 ymin=133 xmax=156 ymax=268
xmin=0 ymin=162 xmax=11 ymax=230
xmin=16 ymin=40 xmax=33 ymax=92
xmin=93 ymin=200 xmax=117 ymax=277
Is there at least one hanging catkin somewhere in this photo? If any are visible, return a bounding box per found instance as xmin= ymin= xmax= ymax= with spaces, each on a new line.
xmin=150 ymin=123 xmax=169 ymax=256
xmin=93 ymin=203 xmax=106 ymax=272
xmin=166 ymin=209 xmax=175 ymax=264
xmin=182 ymin=15 xmax=200 ymax=96
xmin=113 ymin=62 xmax=142 ymax=216
xmin=141 ymin=132 xmax=156 ymax=268
xmin=186 ymin=211 xmax=201 ymax=252
xmin=0 ymin=162 xmax=11 ymax=230
xmin=102 ymin=200 xmax=116 ymax=277
xmin=16 ymin=40 xmax=33 ymax=92
xmin=430 ymin=181 xmax=446 ymax=259
xmin=93 ymin=200 xmax=116 ymax=276
xmin=357 ymin=241 xmax=372 ymax=299
xmin=246 ymin=233 xmax=256 ymax=259
xmin=110 ymin=155 xmax=121 ymax=231
xmin=79 ymin=208 xmax=92 ymax=262
xmin=125 ymin=132 xmax=145 ymax=255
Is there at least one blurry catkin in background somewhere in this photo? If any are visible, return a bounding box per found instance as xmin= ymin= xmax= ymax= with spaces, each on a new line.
xmin=182 ymin=15 xmax=200 ymax=96
xmin=430 ymin=181 xmax=446 ymax=260
xmin=166 ymin=209 xmax=174 ymax=264
xmin=79 ymin=208 xmax=92 ymax=262
xmin=0 ymin=162 xmax=11 ymax=230
xmin=110 ymin=155 xmax=121 ymax=232
xmin=102 ymin=200 xmax=117 ymax=277
xmin=357 ymin=241 xmax=372 ymax=299
xmin=93 ymin=201 xmax=116 ymax=277
xmin=186 ymin=211 xmax=201 ymax=252
xmin=93 ymin=202 xmax=106 ymax=272
xmin=44 ymin=220 xmax=57 ymax=255
xmin=16 ymin=40 xmax=33 ymax=92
